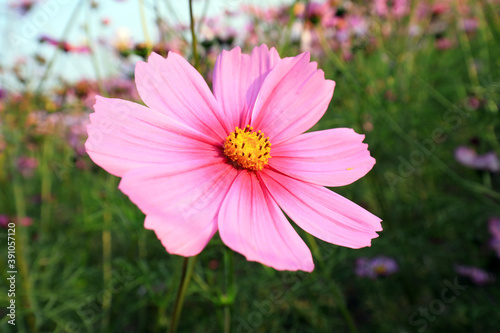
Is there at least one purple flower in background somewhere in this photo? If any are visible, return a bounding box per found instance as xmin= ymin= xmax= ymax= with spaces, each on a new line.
xmin=471 ymin=152 xmax=499 ymax=171
xmin=454 ymin=146 xmax=500 ymax=172
xmin=374 ymin=0 xmax=409 ymax=18
xmin=299 ymin=1 xmax=334 ymax=26
xmin=462 ymin=18 xmax=478 ymax=33
xmin=491 ymin=239 xmax=500 ymax=259
xmin=348 ymin=16 xmax=369 ymax=37
xmin=63 ymin=114 xmax=91 ymax=156
xmin=455 ymin=265 xmax=495 ymax=285
xmin=17 ymin=156 xmax=38 ymax=178
xmin=489 ymin=217 xmax=500 ymax=239
xmin=9 ymin=0 xmax=37 ymax=16
xmin=356 ymin=256 xmax=398 ymax=279
xmin=466 ymin=96 xmax=481 ymax=110
xmin=435 ymin=38 xmax=454 ymax=50
xmin=0 ymin=215 xmax=32 ymax=228
xmin=489 ymin=217 xmax=500 ymax=258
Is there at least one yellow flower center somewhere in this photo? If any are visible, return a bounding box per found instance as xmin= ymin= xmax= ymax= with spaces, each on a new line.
xmin=374 ymin=265 xmax=387 ymax=275
xmin=223 ymin=125 xmax=271 ymax=171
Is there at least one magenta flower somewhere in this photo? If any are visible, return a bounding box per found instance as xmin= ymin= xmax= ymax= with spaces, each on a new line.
xmin=0 ymin=215 xmax=9 ymax=228
xmin=85 ymin=45 xmax=381 ymax=272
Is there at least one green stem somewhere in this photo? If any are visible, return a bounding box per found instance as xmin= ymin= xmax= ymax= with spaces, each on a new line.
xmin=10 ymin=153 xmax=37 ymax=331
xmin=277 ymin=0 xmax=300 ymax=54
xmin=169 ymin=256 xmax=197 ymax=333
xmin=224 ymin=307 xmax=231 ymax=333
xmin=189 ymin=0 xmax=200 ymax=71
xmin=36 ymin=0 xmax=84 ymax=94
xmin=223 ymin=249 xmax=235 ymax=333
xmin=40 ymin=136 xmax=52 ymax=239
xmin=453 ymin=1 xmax=479 ymax=86
xmin=101 ymin=205 xmax=112 ymax=331
xmin=330 ymin=282 xmax=358 ymax=333
xmin=167 ymin=4 xmax=201 ymax=332
xmin=308 ymin=233 xmax=357 ymax=333
xmin=84 ymin=5 xmax=105 ymax=95
xmin=139 ymin=0 xmax=152 ymax=55
xmin=197 ymin=0 xmax=211 ymax=35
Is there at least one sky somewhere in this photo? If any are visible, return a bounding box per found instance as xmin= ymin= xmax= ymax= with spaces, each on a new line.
xmin=0 ymin=0 xmax=292 ymax=90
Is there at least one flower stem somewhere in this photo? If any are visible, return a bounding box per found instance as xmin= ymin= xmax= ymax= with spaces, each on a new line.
xmin=167 ymin=3 xmax=200 ymax=332
xmin=330 ymin=281 xmax=358 ymax=333
xmin=101 ymin=203 xmax=112 ymax=331
xmin=39 ymin=136 xmax=53 ymax=239
xmin=223 ymin=249 xmax=235 ymax=332
xmin=84 ymin=5 xmax=105 ymax=95
xmin=169 ymin=256 xmax=197 ymax=333
xmin=10 ymin=151 xmax=37 ymax=331
xmin=189 ymin=0 xmax=200 ymax=71
xmin=224 ymin=307 xmax=231 ymax=333
xmin=139 ymin=0 xmax=152 ymax=56
xmin=36 ymin=0 xmax=84 ymax=94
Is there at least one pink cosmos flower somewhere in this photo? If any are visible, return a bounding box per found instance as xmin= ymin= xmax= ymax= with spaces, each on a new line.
xmin=85 ymin=45 xmax=382 ymax=272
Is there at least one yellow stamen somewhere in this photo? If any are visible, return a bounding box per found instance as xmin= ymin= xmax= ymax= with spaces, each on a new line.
xmin=223 ymin=125 xmax=272 ymax=171
xmin=374 ymin=265 xmax=387 ymax=275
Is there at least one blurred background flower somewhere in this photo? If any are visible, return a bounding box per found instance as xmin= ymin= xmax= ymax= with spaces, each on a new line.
xmin=355 ymin=256 xmax=399 ymax=279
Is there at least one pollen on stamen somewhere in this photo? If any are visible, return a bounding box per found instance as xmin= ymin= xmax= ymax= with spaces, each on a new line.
xmin=223 ymin=126 xmax=272 ymax=171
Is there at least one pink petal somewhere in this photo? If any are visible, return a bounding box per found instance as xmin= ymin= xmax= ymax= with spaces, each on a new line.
xmin=143 ymin=214 xmax=218 ymax=257
xmin=118 ymin=159 xmax=238 ymax=256
xmin=218 ymin=171 xmax=314 ymax=272
xmin=250 ymin=52 xmax=335 ymax=144
xmin=213 ymin=45 xmax=280 ymax=128
xmin=86 ymin=96 xmax=220 ymax=177
xmin=261 ymin=169 xmax=382 ymax=249
xmin=135 ymin=52 xmax=230 ymax=141
xmin=269 ymin=128 xmax=375 ymax=187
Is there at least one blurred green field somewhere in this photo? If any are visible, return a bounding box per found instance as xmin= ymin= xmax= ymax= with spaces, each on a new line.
xmin=1 ymin=0 xmax=500 ymax=332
